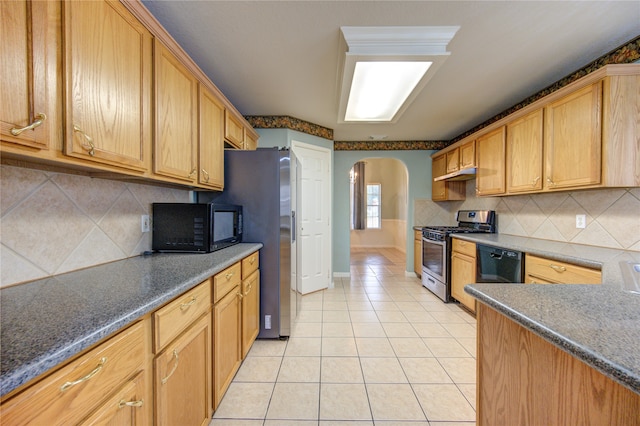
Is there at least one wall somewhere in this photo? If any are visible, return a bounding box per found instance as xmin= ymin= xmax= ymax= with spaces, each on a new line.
xmin=0 ymin=165 xmax=190 ymax=287
xmin=415 ymin=180 xmax=640 ymax=251
xmin=334 ymin=150 xmax=434 ymax=275
xmin=350 ymin=158 xmax=408 ymax=251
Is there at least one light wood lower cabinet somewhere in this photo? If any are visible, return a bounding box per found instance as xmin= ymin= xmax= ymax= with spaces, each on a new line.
xmin=153 ymin=280 xmax=212 ymax=426
xmin=0 ymin=320 xmax=150 ymax=425
xmin=241 ymin=252 xmax=260 ymax=358
xmin=477 ymin=303 xmax=640 ymax=425
xmin=154 ymin=313 xmax=212 ymax=426
xmin=213 ymin=273 xmax=242 ymax=410
xmin=450 ymin=238 xmax=477 ymax=313
xmin=525 ymin=254 xmax=601 ymax=284
xmin=413 ymin=230 xmax=422 ymax=278
xmin=81 ymin=371 xmax=147 ymax=425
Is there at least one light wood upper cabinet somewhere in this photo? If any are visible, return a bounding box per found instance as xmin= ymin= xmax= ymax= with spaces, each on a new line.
xmin=476 ymin=126 xmax=506 ymax=196
xmin=446 ymin=148 xmax=459 ymax=173
xmin=245 ymin=129 xmax=259 ymax=150
xmin=544 ymin=82 xmax=602 ymax=190
xmin=1 ymin=0 xmax=56 ymax=151
xmin=199 ymin=86 xmax=225 ymax=190
xmin=460 ymin=140 xmax=476 ymax=170
xmin=63 ymin=0 xmax=151 ymax=173
xmin=506 ymin=109 xmax=543 ymax=193
xmin=154 ymin=40 xmax=198 ymax=183
xmin=432 ymin=154 xmax=465 ymax=201
xmin=224 ymin=110 xmax=245 ymax=149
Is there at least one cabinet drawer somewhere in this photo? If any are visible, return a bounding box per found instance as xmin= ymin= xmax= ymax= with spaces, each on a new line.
xmin=154 ymin=280 xmax=211 ymax=352
xmin=452 ymin=238 xmax=476 ymax=258
xmin=242 ymin=252 xmax=259 ymax=279
xmin=80 ymin=371 xmax=147 ymax=425
xmin=414 ymin=230 xmax=422 ymax=241
xmin=214 ymin=262 xmax=242 ymax=303
xmin=1 ymin=320 xmax=146 ymax=425
xmin=525 ymin=255 xmax=601 ymax=284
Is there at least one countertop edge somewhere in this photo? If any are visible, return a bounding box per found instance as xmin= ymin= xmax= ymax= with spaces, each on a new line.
xmin=465 ymin=284 xmax=640 ymax=394
xmin=0 ymin=243 xmax=263 ymax=398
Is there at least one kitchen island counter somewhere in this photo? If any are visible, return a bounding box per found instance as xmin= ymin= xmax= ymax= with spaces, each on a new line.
xmin=0 ymin=243 xmax=262 ymax=397
xmin=466 ymin=283 xmax=640 ymax=394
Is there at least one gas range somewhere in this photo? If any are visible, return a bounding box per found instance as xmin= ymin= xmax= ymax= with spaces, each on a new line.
xmin=420 ymin=210 xmax=496 ymax=303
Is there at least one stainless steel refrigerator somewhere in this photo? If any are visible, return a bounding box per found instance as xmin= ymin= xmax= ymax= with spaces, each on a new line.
xmin=198 ymin=147 xmax=294 ymax=338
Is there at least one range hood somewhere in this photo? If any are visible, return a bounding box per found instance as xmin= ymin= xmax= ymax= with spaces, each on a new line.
xmin=433 ymin=167 xmax=476 ymax=182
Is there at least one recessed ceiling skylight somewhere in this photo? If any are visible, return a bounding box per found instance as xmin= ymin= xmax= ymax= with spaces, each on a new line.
xmin=338 ymin=26 xmax=459 ymax=123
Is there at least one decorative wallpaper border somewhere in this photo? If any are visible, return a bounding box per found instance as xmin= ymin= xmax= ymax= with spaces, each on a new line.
xmin=244 ymin=115 xmax=333 ymax=140
xmin=246 ymin=36 xmax=640 ymax=151
xmin=332 ymin=140 xmax=448 ymax=151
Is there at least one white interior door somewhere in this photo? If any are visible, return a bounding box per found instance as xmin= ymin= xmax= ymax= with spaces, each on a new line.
xmin=292 ymin=141 xmax=331 ymax=294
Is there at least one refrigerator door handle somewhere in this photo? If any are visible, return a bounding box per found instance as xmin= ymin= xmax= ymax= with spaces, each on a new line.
xmin=291 ymin=211 xmax=296 ymax=242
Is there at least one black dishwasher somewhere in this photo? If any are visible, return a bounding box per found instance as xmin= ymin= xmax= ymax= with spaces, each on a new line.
xmin=476 ymin=244 xmax=524 ymax=283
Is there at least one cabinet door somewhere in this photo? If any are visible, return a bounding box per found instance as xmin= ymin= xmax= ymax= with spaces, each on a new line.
xmin=224 ymin=110 xmax=244 ymax=149
xmin=199 ymin=87 xmax=224 ymax=189
xmin=476 ymin=126 xmax=506 ymax=196
xmin=154 ymin=40 xmax=198 ymax=183
xmin=460 ymin=141 xmax=476 ymax=170
xmin=413 ymin=231 xmax=422 ymax=278
xmin=451 ymin=251 xmax=476 ymax=313
xmin=544 ymin=82 xmax=602 ymax=190
xmin=64 ymin=0 xmax=151 ymax=172
xmin=155 ymin=313 xmax=212 ymax=426
xmin=1 ymin=0 xmax=53 ymax=150
xmin=241 ymin=270 xmax=260 ymax=358
xmin=213 ymin=286 xmax=241 ymax=409
xmin=80 ymin=372 xmax=147 ymax=426
xmin=446 ymin=148 xmax=459 ymax=173
xmin=431 ymin=154 xmax=447 ymax=201
xmin=506 ymin=109 xmax=543 ymax=193
xmin=245 ymin=130 xmax=259 ymax=150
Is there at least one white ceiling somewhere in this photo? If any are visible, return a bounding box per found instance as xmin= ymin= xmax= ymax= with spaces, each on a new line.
xmin=141 ymin=1 xmax=640 ymax=142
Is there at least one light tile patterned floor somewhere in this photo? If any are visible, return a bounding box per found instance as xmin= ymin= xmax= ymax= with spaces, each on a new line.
xmin=210 ymin=248 xmax=477 ymax=425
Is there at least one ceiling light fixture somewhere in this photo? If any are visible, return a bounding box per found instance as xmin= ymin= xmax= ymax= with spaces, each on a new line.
xmin=338 ymin=26 xmax=459 ymax=123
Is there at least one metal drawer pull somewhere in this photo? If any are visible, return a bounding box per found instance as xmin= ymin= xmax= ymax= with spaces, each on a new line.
xmin=119 ymin=399 xmax=144 ymax=409
xmin=225 ymin=272 xmax=235 ymax=280
xmin=180 ymin=296 xmax=197 ymax=310
xmin=201 ymin=169 xmax=210 ymax=183
xmin=60 ymin=357 xmax=107 ymax=391
xmin=161 ymin=349 xmax=179 ymax=384
xmin=73 ymin=125 xmax=95 ymax=156
xmin=549 ymin=264 xmax=566 ymax=272
xmin=11 ymin=113 xmax=46 ymax=136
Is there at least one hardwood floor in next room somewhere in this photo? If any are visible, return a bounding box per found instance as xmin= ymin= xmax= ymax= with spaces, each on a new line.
xmin=210 ymin=247 xmax=477 ymax=425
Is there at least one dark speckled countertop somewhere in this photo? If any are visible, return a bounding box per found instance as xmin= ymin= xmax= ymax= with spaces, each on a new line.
xmin=466 ymin=283 xmax=640 ymax=394
xmin=0 ymin=243 xmax=262 ymax=397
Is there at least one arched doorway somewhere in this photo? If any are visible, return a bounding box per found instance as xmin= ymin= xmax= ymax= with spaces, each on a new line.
xmin=348 ymin=158 xmax=409 ymax=273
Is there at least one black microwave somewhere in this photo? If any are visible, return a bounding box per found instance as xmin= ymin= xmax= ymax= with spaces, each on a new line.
xmin=152 ymin=203 xmax=243 ymax=253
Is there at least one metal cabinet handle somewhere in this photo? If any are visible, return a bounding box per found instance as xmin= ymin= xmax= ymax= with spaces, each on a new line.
xmin=119 ymin=399 xmax=144 ymax=409
xmin=549 ymin=264 xmax=566 ymax=273
xmin=201 ymin=169 xmax=210 ymax=183
xmin=161 ymin=349 xmax=179 ymax=385
xmin=225 ymin=272 xmax=235 ymax=281
xmin=11 ymin=113 xmax=46 ymax=136
xmin=531 ymin=176 xmax=540 ymax=187
xmin=237 ymin=290 xmax=244 ymax=299
xmin=546 ymin=177 xmax=556 ymax=187
xmin=180 ymin=296 xmax=197 ymax=310
xmin=189 ymin=168 xmax=197 ymax=178
xmin=60 ymin=357 xmax=107 ymax=391
xmin=249 ymin=256 xmax=256 ymax=265
xmin=73 ymin=125 xmax=95 ymax=156
xmin=244 ymin=283 xmax=252 ymax=296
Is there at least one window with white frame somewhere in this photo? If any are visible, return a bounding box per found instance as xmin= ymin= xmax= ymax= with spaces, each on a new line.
xmin=366 ymin=183 xmax=381 ymax=228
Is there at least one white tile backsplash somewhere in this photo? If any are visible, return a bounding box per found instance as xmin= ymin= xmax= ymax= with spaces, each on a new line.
xmin=414 ymin=179 xmax=640 ymax=252
xmin=0 ymin=165 xmax=190 ymax=287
